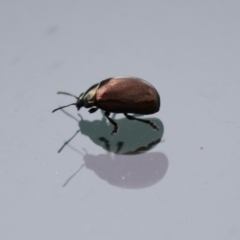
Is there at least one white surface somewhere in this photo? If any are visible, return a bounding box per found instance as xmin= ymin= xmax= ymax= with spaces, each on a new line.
xmin=1 ymin=1 xmax=240 ymax=239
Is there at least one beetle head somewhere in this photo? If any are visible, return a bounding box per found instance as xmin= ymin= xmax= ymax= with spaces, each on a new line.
xmin=52 ymin=82 xmax=100 ymax=113
xmin=84 ymin=83 xmax=99 ymax=106
xmin=75 ymin=83 xmax=100 ymax=110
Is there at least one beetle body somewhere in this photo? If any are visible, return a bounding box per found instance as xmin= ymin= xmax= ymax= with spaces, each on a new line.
xmin=53 ymin=76 xmax=160 ymax=134
xmin=95 ymin=77 xmax=160 ymax=114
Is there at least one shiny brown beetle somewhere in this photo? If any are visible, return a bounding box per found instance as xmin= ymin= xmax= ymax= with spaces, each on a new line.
xmin=52 ymin=76 xmax=160 ymax=134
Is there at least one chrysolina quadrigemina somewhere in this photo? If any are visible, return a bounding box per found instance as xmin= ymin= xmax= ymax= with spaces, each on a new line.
xmin=52 ymin=76 xmax=160 ymax=134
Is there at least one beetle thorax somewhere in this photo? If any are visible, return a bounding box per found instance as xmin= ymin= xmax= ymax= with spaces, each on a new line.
xmin=81 ymin=83 xmax=100 ymax=108
xmin=76 ymin=93 xmax=85 ymax=110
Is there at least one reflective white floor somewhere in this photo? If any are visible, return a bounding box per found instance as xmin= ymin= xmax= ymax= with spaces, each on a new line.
xmin=1 ymin=1 xmax=240 ymax=239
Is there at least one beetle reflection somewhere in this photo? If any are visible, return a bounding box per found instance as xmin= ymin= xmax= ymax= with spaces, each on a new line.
xmin=58 ymin=110 xmax=164 ymax=154
xmin=58 ymin=110 xmax=168 ymax=189
xmin=63 ymin=146 xmax=168 ymax=189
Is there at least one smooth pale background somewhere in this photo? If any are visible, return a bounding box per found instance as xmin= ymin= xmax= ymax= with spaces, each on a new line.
xmin=1 ymin=1 xmax=240 ymax=239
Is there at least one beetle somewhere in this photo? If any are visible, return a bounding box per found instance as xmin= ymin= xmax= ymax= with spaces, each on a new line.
xmin=52 ymin=76 xmax=160 ymax=134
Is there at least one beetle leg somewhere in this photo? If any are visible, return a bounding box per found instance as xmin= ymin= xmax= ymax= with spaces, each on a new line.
xmin=98 ymin=137 xmax=110 ymax=151
xmin=88 ymin=107 xmax=98 ymax=113
xmin=104 ymin=112 xmax=118 ymax=135
xmin=124 ymin=113 xmax=159 ymax=131
xmin=115 ymin=141 xmax=124 ymax=154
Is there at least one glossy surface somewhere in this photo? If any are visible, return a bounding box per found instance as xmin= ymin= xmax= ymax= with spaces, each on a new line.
xmin=1 ymin=1 xmax=240 ymax=240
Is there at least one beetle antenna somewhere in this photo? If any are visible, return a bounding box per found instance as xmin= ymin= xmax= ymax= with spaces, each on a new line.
xmin=62 ymin=163 xmax=85 ymax=187
xmin=52 ymin=103 xmax=76 ymax=113
xmin=57 ymin=91 xmax=78 ymax=99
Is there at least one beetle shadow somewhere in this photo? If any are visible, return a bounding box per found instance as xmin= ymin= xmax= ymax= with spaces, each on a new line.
xmin=63 ymin=145 xmax=169 ymax=189
xmin=58 ymin=110 xmax=164 ymax=155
